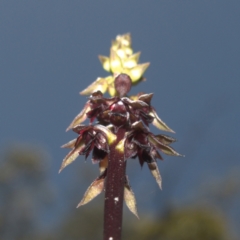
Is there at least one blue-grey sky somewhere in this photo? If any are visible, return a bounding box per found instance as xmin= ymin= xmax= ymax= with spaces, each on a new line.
xmin=1 ymin=0 xmax=240 ymax=232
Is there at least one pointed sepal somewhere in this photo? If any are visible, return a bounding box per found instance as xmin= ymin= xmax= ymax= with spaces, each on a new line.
xmin=59 ymin=138 xmax=85 ymax=173
xmin=138 ymin=93 xmax=154 ymax=105
xmin=148 ymin=162 xmax=162 ymax=189
xmin=124 ymin=177 xmax=139 ymax=218
xmin=129 ymin=62 xmax=150 ymax=82
xmin=148 ymin=135 xmax=183 ymax=157
xmin=98 ymin=55 xmax=110 ymax=72
xmin=115 ymin=33 xmax=131 ymax=47
xmin=80 ymin=77 xmax=108 ymax=95
xmin=150 ymin=108 xmax=175 ymax=133
xmin=122 ymin=52 xmax=141 ymax=69
xmin=77 ymin=173 xmax=105 ymax=207
xmin=66 ymin=103 xmax=91 ymax=131
xmin=154 ymin=134 xmax=177 ymax=145
xmin=110 ymin=49 xmax=122 ymax=73
xmin=61 ymin=138 xmax=77 ymax=148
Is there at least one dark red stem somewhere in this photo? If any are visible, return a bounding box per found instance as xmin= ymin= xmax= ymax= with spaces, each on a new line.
xmin=104 ymin=127 xmax=126 ymax=240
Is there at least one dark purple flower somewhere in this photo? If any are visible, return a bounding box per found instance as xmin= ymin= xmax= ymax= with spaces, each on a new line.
xmin=59 ymin=124 xmax=116 ymax=173
xmin=116 ymin=121 xmax=182 ymax=189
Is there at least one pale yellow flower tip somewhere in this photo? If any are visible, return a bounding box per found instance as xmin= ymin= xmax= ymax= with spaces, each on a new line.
xmin=98 ymin=55 xmax=110 ymax=72
xmin=77 ymin=178 xmax=105 ymax=207
xmin=66 ymin=103 xmax=91 ymax=131
xmin=124 ymin=181 xmax=139 ymax=218
xmin=122 ymin=52 xmax=141 ymax=69
xmin=130 ymin=62 xmax=150 ymax=82
xmin=148 ymin=162 xmax=162 ymax=190
xmin=115 ymin=46 xmax=133 ymax=60
xmin=105 ymin=75 xmax=114 ymax=84
xmin=110 ymin=49 xmax=122 ymax=73
xmin=150 ymin=109 xmax=175 ymax=133
xmin=60 ymin=138 xmax=77 ymax=149
xmin=80 ymin=77 xmax=108 ymax=95
xmin=116 ymin=33 xmax=132 ymax=47
xmin=59 ymin=140 xmax=85 ymax=173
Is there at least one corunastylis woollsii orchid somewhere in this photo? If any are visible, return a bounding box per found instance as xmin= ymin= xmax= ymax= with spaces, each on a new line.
xmin=60 ymin=33 xmax=183 ymax=240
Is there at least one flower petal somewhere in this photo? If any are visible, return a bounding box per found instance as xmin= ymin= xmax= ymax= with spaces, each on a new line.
xmin=80 ymin=77 xmax=108 ymax=95
xmin=110 ymin=49 xmax=122 ymax=73
xmin=98 ymin=55 xmax=110 ymax=72
xmin=77 ymin=175 xmax=105 ymax=207
xmin=154 ymin=134 xmax=177 ymax=145
xmin=99 ymin=154 xmax=108 ymax=173
xmin=108 ymin=82 xmax=117 ymax=96
xmin=122 ymin=52 xmax=141 ymax=69
xmin=140 ymin=111 xmax=154 ymax=125
xmin=129 ymin=62 xmax=150 ymax=82
xmin=138 ymin=93 xmax=153 ymax=105
xmin=148 ymin=162 xmax=162 ymax=189
xmin=94 ymin=124 xmax=116 ymax=145
xmin=121 ymin=97 xmax=149 ymax=109
xmin=61 ymin=138 xmax=77 ymax=149
xmin=124 ymin=177 xmax=139 ymax=218
xmin=131 ymin=121 xmax=149 ymax=132
xmin=150 ymin=108 xmax=175 ymax=133
xmin=72 ymin=124 xmax=89 ymax=134
xmin=66 ymin=103 xmax=91 ymax=131
xmin=59 ymin=138 xmax=85 ymax=173
xmin=95 ymin=133 xmax=110 ymax=152
xmin=137 ymin=149 xmax=145 ymax=167
xmin=148 ymin=135 xmax=182 ymax=157
xmin=115 ymin=33 xmax=131 ymax=47
xmin=105 ymin=75 xmax=115 ymax=84
xmin=124 ymin=138 xmax=137 ymax=159
xmin=92 ymin=147 xmax=107 ymax=164
xmin=155 ymin=150 xmax=163 ymax=160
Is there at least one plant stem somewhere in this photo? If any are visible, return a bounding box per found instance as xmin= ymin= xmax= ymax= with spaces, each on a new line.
xmin=103 ymin=127 xmax=126 ymax=240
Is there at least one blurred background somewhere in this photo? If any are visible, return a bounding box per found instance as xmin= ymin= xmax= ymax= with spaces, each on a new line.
xmin=0 ymin=1 xmax=240 ymax=239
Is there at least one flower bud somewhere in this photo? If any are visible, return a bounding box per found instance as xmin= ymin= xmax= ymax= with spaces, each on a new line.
xmin=114 ymin=73 xmax=132 ymax=97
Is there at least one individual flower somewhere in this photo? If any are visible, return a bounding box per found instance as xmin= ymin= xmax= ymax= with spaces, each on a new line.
xmin=59 ymin=124 xmax=116 ymax=173
xmin=80 ymin=33 xmax=150 ymax=96
xmin=116 ymin=121 xmax=182 ymax=189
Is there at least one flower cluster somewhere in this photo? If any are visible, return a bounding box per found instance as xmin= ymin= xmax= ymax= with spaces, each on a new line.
xmin=80 ymin=33 xmax=150 ymax=96
xmin=61 ymin=34 xmax=182 ymax=218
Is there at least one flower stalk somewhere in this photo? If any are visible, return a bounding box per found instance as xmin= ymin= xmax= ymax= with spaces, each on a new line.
xmin=103 ymin=127 xmax=126 ymax=240
xmin=60 ymin=33 xmax=182 ymax=240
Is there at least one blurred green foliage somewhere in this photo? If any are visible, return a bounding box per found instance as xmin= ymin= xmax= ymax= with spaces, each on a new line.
xmin=0 ymin=144 xmax=53 ymax=240
xmin=123 ymin=208 xmax=229 ymax=240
